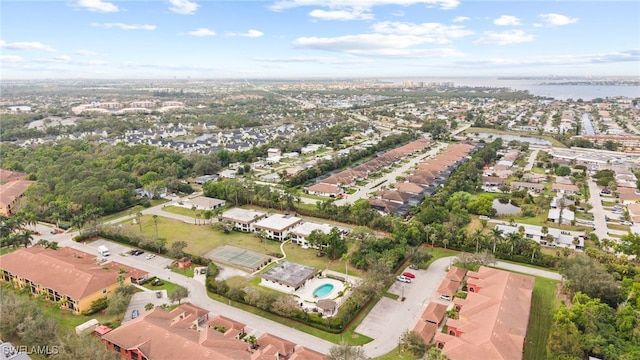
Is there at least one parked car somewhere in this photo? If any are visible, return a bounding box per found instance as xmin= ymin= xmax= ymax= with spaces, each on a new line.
xmin=396 ymin=275 xmax=411 ymax=283
xmin=402 ymin=272 xmax=416 ymax=279
xmin=621 ymin=221 xmax=633 ymax=226
xmin=133 ymin=250 xmax=144 ymax=256
xmin=131 ymin=310 xmax=139 ymax=319
xmin=408 ymin=264 xmax=419 ymax=270
xmin=145 ymin=254 xmax=156 ymax=260
xmin=156 ymin=291 xmax=162 ymax=298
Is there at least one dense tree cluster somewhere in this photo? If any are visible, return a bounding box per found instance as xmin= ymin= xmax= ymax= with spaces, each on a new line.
xmin=0 ymin=287 xmax=121 ymax=360
xmin=548 ymin=247 xmax=640 ymax=359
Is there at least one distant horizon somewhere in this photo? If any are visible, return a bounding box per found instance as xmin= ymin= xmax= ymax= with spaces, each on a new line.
xmin=2 ymin=75 xmax=639 ymax=82
xmin=2 ymin=1 xmax=638 ymax=79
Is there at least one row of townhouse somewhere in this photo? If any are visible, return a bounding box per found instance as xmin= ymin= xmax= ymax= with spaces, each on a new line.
xmin=304 ymin=137 xmax=433 ymax=198
xmin=370 ymin=142 xmax=481 ymax=217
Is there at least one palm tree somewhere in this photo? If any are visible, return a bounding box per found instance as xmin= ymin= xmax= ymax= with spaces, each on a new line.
xmin=471 ymin=229 xmax=484 ymax=253
xmin=490 ymin=227 xmax=503 ymax=253
xmin=136 ymin=212 xmax=143 ymax=233
xmin=152 ymin=214 xmax=159 ymax=238
xmin=508 ymin=232 xmax=521 ymax=255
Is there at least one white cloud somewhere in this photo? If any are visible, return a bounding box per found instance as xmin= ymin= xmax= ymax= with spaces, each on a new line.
xmin=169 ymin=0 xmax=199 ymax=15
xmin=539 ymin=13 xmax=579 ymax=26
xmin=475 ymin=30 xmax=534 ymax=45
xmin=255 ymin=56 xmax=372 ymax=64
xmin=244 ymin=30 xmax=264 ymax=38
xmin=452 ymin=16 xmax=469 ymax=23
xmin=270 ymin=0 xmax=461 ymax=12
xmin=188 ymin=28 xmax=216 ymax=37
xmin=75 ymin=49 xmax=97 ymax=56
xmin=51 ymin=55 xmax=72 ymax=63
xmin=453 ymin=49 xmax=640 ymax=68
xmin=392 ymin=10 xmax=405 ymax=17
xmin=91 ymin=23 xmax=157 ymax=30
xmin=493 ymin=15 xmax=521 ymax=26
xmin=372 ymin=21 xmax=473 ymax=41
xmin=0 ymin=40 xmax=57 ymax=52
xmin=0 ymin=55 xmax=25 ymax=63
xmin=309 ymin=9 xmax=374 ymax=21
xmin=74 ymin=0 xmax=119 ymax=13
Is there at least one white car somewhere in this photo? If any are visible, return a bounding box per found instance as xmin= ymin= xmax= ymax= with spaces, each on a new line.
xmin=145 ymin=254 xmax=156 ymax=260
xmin=621 ymin=221 xmax=633 ymax=226
xmin=396 ymin=275 xmax=411 ymax=283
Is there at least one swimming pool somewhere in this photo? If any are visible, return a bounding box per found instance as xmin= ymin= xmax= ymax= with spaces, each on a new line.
xmin=313 ymin=283 xmax=334 ymax=298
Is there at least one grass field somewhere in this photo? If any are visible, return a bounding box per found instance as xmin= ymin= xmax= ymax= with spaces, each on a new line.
xmin=117 ymin=214 xmax=365 ymax=276
xmin=524 ymin=277 xmax=559 ymax=360
xmin=142 ymin=278 xmax=187 ymax=298
xmin=373 ymin=346 xmax=418 ymax=360
xmin=162 ymin=205 xmax=201 ymax=218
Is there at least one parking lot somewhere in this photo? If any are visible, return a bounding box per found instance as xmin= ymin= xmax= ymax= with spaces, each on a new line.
xmin=83 ymin=238 xmax=174 ymax=269
xmin=122 ymin=289 xmax=169 ymax=324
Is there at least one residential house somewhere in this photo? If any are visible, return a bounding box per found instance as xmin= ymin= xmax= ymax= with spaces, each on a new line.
xmin=547 ymin=208 xmax=575 ymax=224
xmin=434 ymin=267 xmax=534 ymax=360
xmin=254 ymin=214 xmax=303 ymax=241
xmin=179 ymin=197 xmax=225 ymax=211
xmin=0 ymin=247 xmax=148 ymax=314
xmin=551 ymin=183 xmax=580 ymax=195
xmin=195 ymin=175 xmax=218 ymax=185
xmin=305 ymin=183 xmax=343 ymax=198
xmin=220 ymin=208 xmax=267 ymax=232
xmin=510 ymin=181 xmax=545 ymax=192
xmin=495 ymin=224 xmax=583 ymax=250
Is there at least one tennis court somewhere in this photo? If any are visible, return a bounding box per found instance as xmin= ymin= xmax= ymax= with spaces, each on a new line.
xmin=206 ymin=245 xmax=272 ymax=271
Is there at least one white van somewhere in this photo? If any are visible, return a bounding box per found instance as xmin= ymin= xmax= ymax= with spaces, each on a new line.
xmin=98 ymin=245 xmax=110 ymax=256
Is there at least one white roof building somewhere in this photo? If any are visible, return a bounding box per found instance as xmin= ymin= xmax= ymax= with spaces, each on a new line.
xmin=220 ymin=208 xmax=267 ymax=232
xmin=496 ymin=223 xmax=583 ymax=250
xmin=254 ymin=214 xmax=303 ymax=241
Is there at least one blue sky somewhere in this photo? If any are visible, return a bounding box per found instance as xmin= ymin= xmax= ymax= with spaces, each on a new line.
xmin=1 ymin=0 xmax=639 ymax=79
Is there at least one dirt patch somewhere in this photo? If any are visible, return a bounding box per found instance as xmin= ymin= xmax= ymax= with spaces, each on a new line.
xmin=556 ymin=283 xmax=572 ymax=306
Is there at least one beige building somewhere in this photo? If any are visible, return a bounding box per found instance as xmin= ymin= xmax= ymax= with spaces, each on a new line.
xmin=0 ymin=247 xmax=148 ymax=314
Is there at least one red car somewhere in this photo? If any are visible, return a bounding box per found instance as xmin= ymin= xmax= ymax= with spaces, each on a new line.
xmin=402 ymin=272 xmax=416 ymax=279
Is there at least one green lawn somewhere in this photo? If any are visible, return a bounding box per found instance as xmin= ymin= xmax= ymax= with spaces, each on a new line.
xmin=142 ymin=278 xmax=187 ymax=298
xmin=524 ymin=277 xmax=559 ymax=360
xmin=162 ymin=205 xmax=201 ymax=218
xmin=373 ymin=346 xmax=418 ymax=360
xmin=101 ymin=200 xmax=169 ymax=223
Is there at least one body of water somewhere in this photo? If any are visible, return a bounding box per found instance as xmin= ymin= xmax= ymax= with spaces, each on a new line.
xmin=387 ymin=77 xmax=640 ymax=100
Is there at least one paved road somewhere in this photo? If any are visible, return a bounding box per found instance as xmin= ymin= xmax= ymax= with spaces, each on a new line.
xmin=523 ymin=149 xmax=539 ymax=171
xmin=360 ymin=257 xmax=453 ymax=357
xmin=587 ymin=179 xmax=609 ymax=240
xmin=494 ymin=261 xmax=562 ymax=281
xmin=335 ymin=142 xmax=448 ymax=206
xmin=27 ymin=188 xmax=566 ymax=358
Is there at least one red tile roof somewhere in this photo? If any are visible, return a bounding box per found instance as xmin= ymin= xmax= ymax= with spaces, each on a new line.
xmin=434 ymin=267 xmax=534 ymax=360
xmin=420 ymin=302 xmax=448 ymax=324
xmin=0 ymin=247 xmax=148 ymax=300
xmin=101 ymin=304 xmax=250 ymax=360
